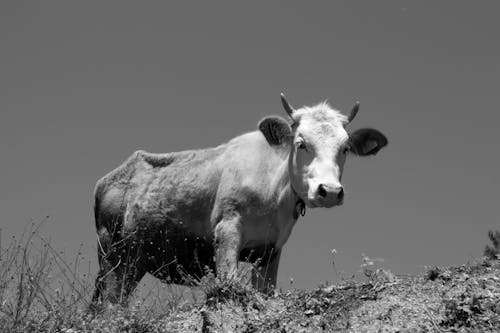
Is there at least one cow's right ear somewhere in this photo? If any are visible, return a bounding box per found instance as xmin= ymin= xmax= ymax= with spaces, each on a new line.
xmin=258 ymin=116 xmax=292 ymax=145
xmin=348 ymin=128 xmax=388 ymax=156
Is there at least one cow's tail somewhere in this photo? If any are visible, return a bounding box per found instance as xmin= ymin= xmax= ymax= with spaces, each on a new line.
xmin=93 ymin=177 xmax=106 ymax=229
xmin=91 ymin=178 xmax=107 ymax=306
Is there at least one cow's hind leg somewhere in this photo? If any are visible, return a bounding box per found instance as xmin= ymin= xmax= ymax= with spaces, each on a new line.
xmin=90 ymin=254 xmax=106 ymax=307
xmin=90 ymin=228 xmax=113 ymax=310
xmin=105 ymin=241 xmax=147 ymax=306
xmin=91 ymin=228 xmax=146 ymax=308
xmin=108 ymin=263 xmax=145 ymax=306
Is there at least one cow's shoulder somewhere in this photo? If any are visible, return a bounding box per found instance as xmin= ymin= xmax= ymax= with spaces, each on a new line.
xmin=213 ymin=131 xmax=290 ymax=215
xmin=225 ymin=130 xmax=290 ymax=158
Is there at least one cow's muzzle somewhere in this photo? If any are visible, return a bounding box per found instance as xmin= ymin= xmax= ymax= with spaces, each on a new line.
xmin=310 ymin=184 xmax=344 ymax=207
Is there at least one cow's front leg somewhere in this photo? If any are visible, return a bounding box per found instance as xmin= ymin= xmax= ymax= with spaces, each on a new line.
xmin=214 ymin=214 xmax=242 ymax=280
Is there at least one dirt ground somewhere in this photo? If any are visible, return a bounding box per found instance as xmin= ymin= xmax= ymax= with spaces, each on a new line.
xmin=99 ymin=258 xmax=500 ymax=333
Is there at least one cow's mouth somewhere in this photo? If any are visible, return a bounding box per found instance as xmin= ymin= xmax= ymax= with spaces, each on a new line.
xmin=308 ymin=198 xmax=343 ymax=208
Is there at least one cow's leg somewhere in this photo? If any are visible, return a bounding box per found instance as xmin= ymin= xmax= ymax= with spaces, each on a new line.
xmin=110 ymin=239 xmax=149 ymax=305
xmin=97 ymin=255 xmax=145 ymax=306
xmin=97 ymin=205 xmax=148 ymax=305
xmin=253 ymin=249 xmax=282 ymax=294
xmin=91 ymin=230 xmax=146 ymax=307
xmin=90 ymin=254 xmax=107 ymax=308
xmin=90 ymin=228 xmax=113 ymax=309
xmin=214 ymin=215 xmax=242 ymax=280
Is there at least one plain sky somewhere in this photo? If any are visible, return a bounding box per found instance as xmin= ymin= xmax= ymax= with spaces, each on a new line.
xmin=1 ymin=1 xmax=499 ymax=289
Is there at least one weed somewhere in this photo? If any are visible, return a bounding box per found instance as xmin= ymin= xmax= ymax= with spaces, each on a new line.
xmin=441 ymin=293 xmax=483 ymax=328
xmin=484 ymin=230 xmax=500 ymax=260
xmin=195 ymin=270 xmax=257 ymax=308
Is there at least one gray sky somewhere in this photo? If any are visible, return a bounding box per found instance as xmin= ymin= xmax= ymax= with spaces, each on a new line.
xmin=1 ymin=1 xmax=499 ymax=289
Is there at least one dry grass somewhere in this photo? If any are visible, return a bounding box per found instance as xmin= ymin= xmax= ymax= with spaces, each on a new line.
xmin=2 ymin=222 xmax=500 ymax=332
xmin=0 ymin=219 xmax=95 ymax=332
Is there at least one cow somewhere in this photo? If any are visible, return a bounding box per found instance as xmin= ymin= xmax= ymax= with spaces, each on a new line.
xmin=91 ymin=94 xmax=388 ymax=305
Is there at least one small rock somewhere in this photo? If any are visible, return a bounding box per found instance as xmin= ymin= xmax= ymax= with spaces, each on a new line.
xmin=304 ymin=309 xmax=314 ymax=316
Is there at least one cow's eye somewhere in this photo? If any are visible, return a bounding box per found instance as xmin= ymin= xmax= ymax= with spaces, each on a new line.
xmin=342 ymin=147 xmax=349 ymax=154
xmin=297 ymin=141 xmax=307 ymax=150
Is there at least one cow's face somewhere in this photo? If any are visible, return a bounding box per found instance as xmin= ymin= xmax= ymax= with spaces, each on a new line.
xmin=289 ymin=107 xmax=349 ymax=207
xmin=259 ymin=94 xmax=388 ymax=209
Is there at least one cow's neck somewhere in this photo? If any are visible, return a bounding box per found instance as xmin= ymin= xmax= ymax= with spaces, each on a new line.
xmin=269 ymin=154 xmax=304 ymax=249
xmin=274 ymin=151 xmax=306 ymax=221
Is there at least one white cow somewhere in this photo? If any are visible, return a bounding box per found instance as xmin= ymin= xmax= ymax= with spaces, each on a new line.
xmin=91 ymin=94 xmax=388 ymax=305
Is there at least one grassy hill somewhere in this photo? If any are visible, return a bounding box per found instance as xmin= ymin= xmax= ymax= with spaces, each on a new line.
xmin=1 ymin=223 xmax=500 ymax=332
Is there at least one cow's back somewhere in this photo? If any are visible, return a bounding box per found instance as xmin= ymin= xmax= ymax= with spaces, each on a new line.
xmin=94 ymin=147 xmax=226 ymax=234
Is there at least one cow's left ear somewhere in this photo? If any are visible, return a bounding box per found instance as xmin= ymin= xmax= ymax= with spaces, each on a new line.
xmin=258 ymin=116 xmax=292 ymax=145
xmin=348 ymin=128 xmax=388 ymax=156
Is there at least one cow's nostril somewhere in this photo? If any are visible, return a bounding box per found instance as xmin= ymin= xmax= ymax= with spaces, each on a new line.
xmin=337 ymin=188 xmax=344 ymax=200
xmin=318 ymin=184 xmax=327 ymax=198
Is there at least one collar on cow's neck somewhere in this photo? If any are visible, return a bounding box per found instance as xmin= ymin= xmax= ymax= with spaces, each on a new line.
xmin=291 ymin=186 xmax=306 ymax=219
xmin=294 ymin=198 xmax=306 ymax=219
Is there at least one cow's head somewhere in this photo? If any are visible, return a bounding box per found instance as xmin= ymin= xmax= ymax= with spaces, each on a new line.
xmin=259 ymin=94 xmax=388 ymax=208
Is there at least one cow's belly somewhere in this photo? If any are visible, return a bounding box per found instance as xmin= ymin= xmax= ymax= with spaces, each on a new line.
xmin=123 ymin=212 xmax=216 ymax=283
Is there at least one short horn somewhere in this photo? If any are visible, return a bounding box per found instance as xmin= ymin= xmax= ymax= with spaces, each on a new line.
xmin=347 ymin=101 xmax=360 ymax=123
xmin=280 ymin=93 xmax=295 ymax=118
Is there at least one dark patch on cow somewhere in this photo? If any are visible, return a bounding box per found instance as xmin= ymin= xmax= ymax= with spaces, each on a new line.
xmin=121 ymin=210 xmax=215 ymax=284
xmin=140 ymin=151 xmax=176 ymax=168
xmin=138 ymin=148 xmax=226 ymax=169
